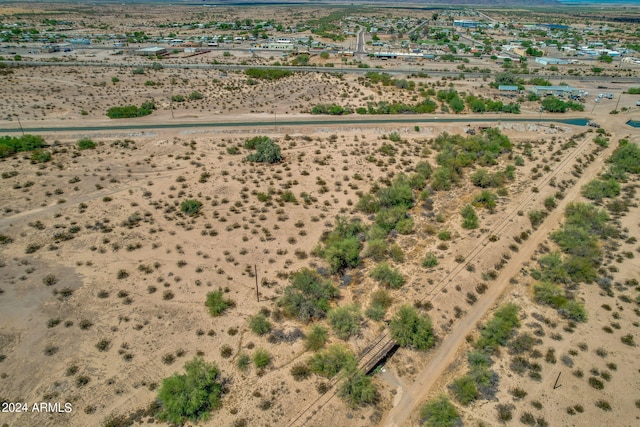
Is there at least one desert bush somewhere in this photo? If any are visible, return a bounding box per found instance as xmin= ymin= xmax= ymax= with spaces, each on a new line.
xmin=249 ymin=314 xmax=272 ymax=336
xmin=339 ymin=370 xmax=377 ymax=408
xmin=180 ymin=199 xmax=202 ymax=216
xmin=461 ymin=204 xmax=478 ymax=229
xmin=77 ymin=138 xmax=96 ymax=150
xmin=389 ymin=305 xmax=435 ymax=351
xmin=475 ymin=303 xmax=519 ymax=353
xmin=0 ymin=134 xmax=45 ymax=158
xmin=308 ymin=345 xmax=356 ymax=378
xmin=245 ymin=137 xmax=282 ymax=164
xmin=290 ymin=363 xmax=311 ymax=381
xmin=328 ymin=305 xmax=362 ymax=340
xmin=279 ymin=268 xmax=338 ymax=322
xmin=365 ymin=289 xmax=392 ymax=321
xmin=253 ymin=349 xmax=271 ymax=369
xmin=107 ymin=102 xmax=155 ymax=119
xmin=581 ymin=178 xmax=621 ymax=201
xmin=305 ymin=325 xmax=328 ymax=351
xmin=370 ymin=263 xmax=404 ymax=289
xmin=205 ymin=290 xmax=235 ymax=316
xmin=156 ymin=356 xmax=222 ymax=424
xmin=420 ymin=394 xmax=460 ymax=427
xmin=450 ymin=374 xmax=478 ymax=405
xmin=423 ymin=252 xmax=438 ymax=268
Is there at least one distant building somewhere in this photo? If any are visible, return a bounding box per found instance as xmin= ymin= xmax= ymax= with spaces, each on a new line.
xmin=535 ymin=57 xmax=569 ymax=66
xmin=454 ymin=20 xmax=487 ymax=29
xmin=136 ymin=47 xmax=167 ymax=56
xmin=498 ymin=85 xmax=520 ymax=92
xmin=531 ymin=85 xmax=579 ymax=97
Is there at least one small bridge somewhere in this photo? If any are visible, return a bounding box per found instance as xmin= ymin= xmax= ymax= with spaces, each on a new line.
xmin=287 ymin=331 xmax=397 ymax=427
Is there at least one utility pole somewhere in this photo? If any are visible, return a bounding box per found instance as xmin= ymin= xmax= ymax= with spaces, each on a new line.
xmin=254 ymin=264 xmax=259 ymax=302
xmin=17 ymin=116 xmax=24 ymax=135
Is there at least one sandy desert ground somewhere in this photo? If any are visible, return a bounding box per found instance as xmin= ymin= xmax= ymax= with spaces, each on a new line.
xmin=1 ymin=3 xmax=639 ymax=427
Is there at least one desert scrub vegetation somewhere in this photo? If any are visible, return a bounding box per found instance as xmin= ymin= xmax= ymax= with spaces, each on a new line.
xmin=244 ymin=136 xmax=282 ymax=164
xmin=450 ymin=304 xmax=520 ymax=406
xmin=77 ymin=138 xmax=96 ymax=150
xmin=180 ymin=199 xmax=202 ymax=216
xmin=328 ymin=304 xmax=362 ymax=340
xmin=278 ymin=268 xmax=339 ymax=322
xmin=245 ymin=68 xmax=292 ymax=80
xmin=389 ymin=305 xmax=435 ymax=351
xmin=420 ymin=394 xmax=461 ymax=427
xmin=0 ymin=134 xmax=46 ymax=158
xmin=314 ymin=217 xmax=365 ymax=273
xmin=305 ymin=325 xmax=328 ymax=351
xmin=369 ymin=262 xmax=404 ymax=289
xmin=308 ymin=344 xmax=356 ymax=378
xmin=205 ymin=290 xmax=235 ymax=316
xmin=338 ymin=369 xmax=377 ymax=408
xmin=106 ymin=101 xmax=155 ymax=119
xmin=365 ymin=289 xmax=393 ymax=321
xmin=156 ymin=356 xmax=222 ymax=424
xmin=248 ymin=313 xmax=272 ymax=336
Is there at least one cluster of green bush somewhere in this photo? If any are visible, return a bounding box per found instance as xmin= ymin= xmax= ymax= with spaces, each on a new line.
xmin=390 ymin=305 xmax=435 ymax=351
xmin=450 ymin=304 xmax=519 ymax=405
xmin=466 ymin=94 xmax=520 ymax=114
xmin=245 ymin=68 xmax=292 ymax=80
xmin=363 ymin=71 xmax=415 ymax=90
xmin=581 ymin=178 xmax=621 ymax=201
xmin=278 ymin=268 xmax=339 ymax=322
xmin=0 ymin=134 xmax=45 ymax=158
xmin=370 ymin=262 xmax=405 ymax=289
xmin=431 ymin=129 xmax=512 ymax=191
xmin=533 ymin=281 xmax=587 ymax=322
xmin=244 ymin=136 xmax=282 ymax=163
xmin=541 ymin=96 xmax=584 ymax=113
xmin=311 ymin=103 xmax=350 ymax=115
xmin=420 ymin=394 xmax=460 ymax=427
xmin=313 ymin=216 xmax=365 ymax=273
xmin=107 ymin=101 xmax=155 ymax=119
xmin=356 ymin=99 xmax=438 ymax=115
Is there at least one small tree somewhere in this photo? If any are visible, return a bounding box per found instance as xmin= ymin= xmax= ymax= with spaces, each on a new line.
xmin=339 ymin=370 xmax=377 ymax=408
xmin=369 ymin=262 xmax=404 ymax=289
xmin=156 ymin=357 xmax=223 ymax=424
xmin=305 ymin=325 xmax=328 ymax=351
xmin=246 ymin=137 xmax=282 ymax=163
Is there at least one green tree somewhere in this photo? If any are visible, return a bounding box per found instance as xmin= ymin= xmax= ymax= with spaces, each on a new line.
xmin=77 ymin=138 xmax=96 ymax=150
xmin=246 ymin=138 xmax=282 ymax=163
xmin=156 ymin=357 xmax=223 ymax=424
xmin=305 ymin=325 xmax=328 ymax=351
xmin=308 ymin=345 xmax=356 ymax=378
xmin=389 ymin=305 xmax=435 ymax=351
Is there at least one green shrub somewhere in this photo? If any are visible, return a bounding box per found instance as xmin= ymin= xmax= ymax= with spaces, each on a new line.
xmin=364 ymin=239 xmax=387 ymax=261
xmin=180 ymin=199 xmax=202 ymax=216
xmin=279 ymin=268 xmax=339 ymax=322
xmin=528 ymin=210 xmax=545 ymax=228
xmin=205 ymin=290 xmax=234 ymax=316
xmin=308 ymin=345 xmax=356 ymax=378
xmin=107 ymin=101 xmax=155 ymax=119
xmin=609 ymin=141 xmax=640 ymax=174
xmin=475 ymin=303 xmax=520 ymax=353
xmin=253 ymin=349 xmax=271 ymax=368
xmin=581 ymin=178 xmax=621 ymax=201
xmin=420 ymin=394 xmax=460 ymax=427
xmin=245 ymin=68 xmax=292 ymax=80
xmin=461 ymin=204 xmax=479 ymax=229
xmin=245 ymin=138 xmax=282 ymax=163
xmin=328 ymin=305 xmax=362 ymax=340
xmin=305 ymin=325 xmax=328 ymax=351
xmin=77 ymin=138 xmax=96 ymax=150
xmin=450 ymin=374 xmax=478 ymax=405
xmin=249 ymin=314 xmax=272 ymax=336
xmin=339 ymin=370 xmax=377 ymax=408
xmin=389 ymin=305 xmax=435 ymax=351
xmin=30 ymin=149 xmax=51 ymax=163
xmin=370 ymin=263 xmax=404 ymax=289
xmin=0 ymin=134 xmax=46 ymax=158
xmin=423 ymin=252 xmax=438 ymax=268
xmin=156 ymin=357 xmax=222 ymax=424
xmin=365 ymin=289 xmax=392 ymax=321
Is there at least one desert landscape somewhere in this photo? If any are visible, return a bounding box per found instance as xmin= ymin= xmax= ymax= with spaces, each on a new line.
xmin=0 ymin=2 xmax=639 ymax=427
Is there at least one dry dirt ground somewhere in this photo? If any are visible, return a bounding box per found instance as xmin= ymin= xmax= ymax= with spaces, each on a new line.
xmin=1 ymin=4 xmax=640 ymax=427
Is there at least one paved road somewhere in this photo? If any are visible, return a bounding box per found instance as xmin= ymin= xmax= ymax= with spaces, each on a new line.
xmin=356 ymin=28 xmax=366 ymax=54
xmin=0 ymin=116 xmax=590 ymax=134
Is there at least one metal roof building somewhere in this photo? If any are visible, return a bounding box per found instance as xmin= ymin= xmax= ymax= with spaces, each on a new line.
xmin=531 ymin=85 xmax=579 ymax=97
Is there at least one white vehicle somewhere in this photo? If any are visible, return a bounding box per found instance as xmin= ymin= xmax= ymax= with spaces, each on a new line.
xmin=598 ymin=93 xmax=604 ymax=98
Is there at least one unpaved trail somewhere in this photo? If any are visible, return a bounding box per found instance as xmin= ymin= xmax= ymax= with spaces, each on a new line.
xmin=380 ymin=132 xmax=620 ymax=427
